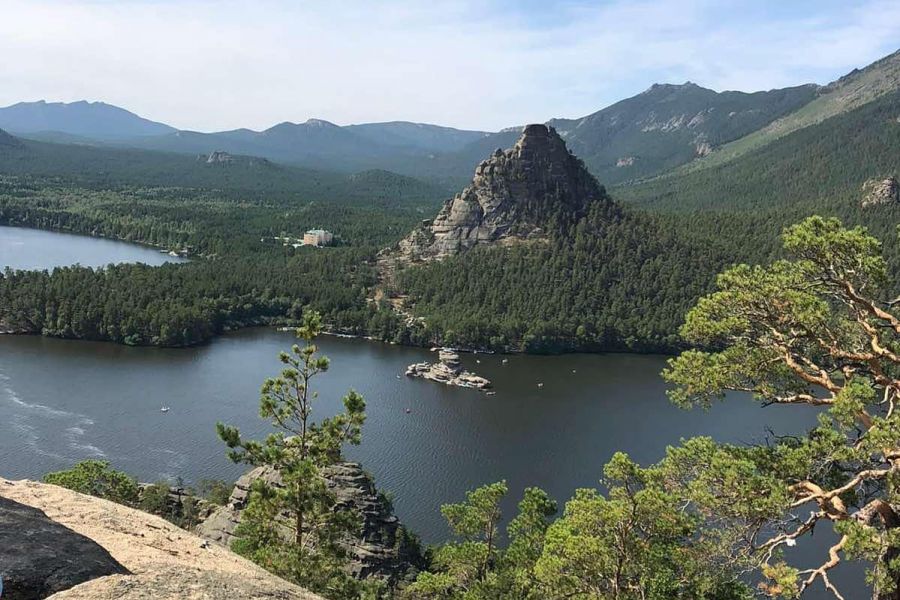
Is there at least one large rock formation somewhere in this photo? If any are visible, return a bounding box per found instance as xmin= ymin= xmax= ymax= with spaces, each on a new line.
xmin=0 ymin=496 xmax=128 ymax=600
xmin=406 ymin=348 xmax=491 ymax=390
xmin=136 ymin=482 xmax=218 ymax=523
xmin=197 ymin=462 xmax=424 ymax=586
xmin=395 ymin=124 xmax=610 ymax=262
xmin=861 ymin=176 xmax=899 ymax=207
xmin=0 ymin=478 xmax=323 ymax=599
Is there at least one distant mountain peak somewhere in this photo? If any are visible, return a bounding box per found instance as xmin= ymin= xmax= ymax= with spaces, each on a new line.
xmin=303 ymin=118 xmax=339 ymax=128
xmin=264 ymin=119 xmax=342 ymax=134
xmin=0 ymin=100 xmax=175 ymax=140
xmin=644 ymin=81 xmax=703 ymax=94
xmin=395 ymin=124 xmax=610 ymax=261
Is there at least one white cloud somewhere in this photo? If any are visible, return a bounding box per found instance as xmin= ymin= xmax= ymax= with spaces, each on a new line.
xmin=0 ymin=0 xmax=897 ymax=132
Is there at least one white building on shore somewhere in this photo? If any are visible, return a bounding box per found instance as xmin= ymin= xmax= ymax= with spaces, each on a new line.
xmin=302 ymin=229 xmax=334 ymax=247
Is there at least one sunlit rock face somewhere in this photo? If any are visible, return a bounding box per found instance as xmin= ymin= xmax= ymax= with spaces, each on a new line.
xmin=397 ymin=124 xmax=612 ymax=261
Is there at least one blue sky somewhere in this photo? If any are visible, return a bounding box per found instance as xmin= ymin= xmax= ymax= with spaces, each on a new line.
xmin=1 ymin=0 xmax=898 ymax=132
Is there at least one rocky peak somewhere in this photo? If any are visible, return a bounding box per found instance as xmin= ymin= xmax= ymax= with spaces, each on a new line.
xmin=201 ymin=150 xmax=234 ymax=164
xmin=861 ymin=176 xmax=900 ymax=207
xmin=303 ymin=118 xmax=340 ymax=128
xmin=396 ymin=124 xmax=610 ymax=261
xmin=646 ymin=81 xmax=700 ymax=92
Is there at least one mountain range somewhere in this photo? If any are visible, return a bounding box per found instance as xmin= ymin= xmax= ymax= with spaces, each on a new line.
xmin=0 ymin=100 xmax=175 ymax=140
xmin=0 ymin=51 xmax=900 ymax=193
xmin=1 ymin=48 xmax=899 ymax=354
xmin=2 ymin=48 xmax=897 ymax=187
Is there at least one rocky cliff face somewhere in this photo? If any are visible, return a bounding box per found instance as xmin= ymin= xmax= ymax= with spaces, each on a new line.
xmin=197 ymin=463 xmax=424 ymax=586
xmin=396 ymin=124 xmax=610 ymax=261
xmin=0 ymin=478 xmax=323 ymax=599
xmin=861 ymin=176 xmax=899 ymax=207
xmin=202 ymin=150 xmax=235 ymax=164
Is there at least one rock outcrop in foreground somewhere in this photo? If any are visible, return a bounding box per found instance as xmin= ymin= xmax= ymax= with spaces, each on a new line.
xmin=0 ymin=496 xmax=128 ymax=600
xmin=395 ymin=124 xmax=610 ymax=261
xmin=406 ymin=349 xmax=491 ymax=390
xmin=0 ymin=478 xmax=323 ymax=600
xmin=198 ymin=462 xmax=424 ymax=586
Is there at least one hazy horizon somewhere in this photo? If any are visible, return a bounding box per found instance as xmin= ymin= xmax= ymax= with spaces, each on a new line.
xmin=2 ymin=0 xmax=899 ymax=133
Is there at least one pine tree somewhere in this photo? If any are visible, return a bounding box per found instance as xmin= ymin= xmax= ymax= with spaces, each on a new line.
xmin=216 ymin=311 xmax=367 ymax=598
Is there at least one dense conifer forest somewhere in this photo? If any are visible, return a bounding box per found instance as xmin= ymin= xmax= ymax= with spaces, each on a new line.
xmin=0 ymin=142 xmax=443 ymax=346
xmin=1 ymin=83 xmax=899 ymax=351
xmin=396 ymin=88 xmax=900 ymax=351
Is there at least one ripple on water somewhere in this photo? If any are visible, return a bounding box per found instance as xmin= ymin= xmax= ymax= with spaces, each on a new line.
xmin=1 ymin=371 xmax=105 ymax=462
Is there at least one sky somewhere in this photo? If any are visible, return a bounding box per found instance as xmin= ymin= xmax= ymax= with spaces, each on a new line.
xmin=1 ymin=0 xmax=899 ymax=133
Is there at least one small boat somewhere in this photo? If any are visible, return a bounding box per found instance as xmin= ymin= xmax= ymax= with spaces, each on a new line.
xmin=537 ymin=383 xmax=544 ymax=388
xmin=502 ymin=359 xmax=509 ymax=365
xmin=476 ymin=359 xmax=481 ymax=364
xmin=396 ymin=374 xmax=401 ymax=379
xmin=160 ymin=407 xmax=170 ymax=413
xmin=572 ymin=369 xmax=577 ymax=374
xmin=405 ymin=408 xmax=412 ymax=414
xmin=485 ymin=391 xmax=496 ymax=396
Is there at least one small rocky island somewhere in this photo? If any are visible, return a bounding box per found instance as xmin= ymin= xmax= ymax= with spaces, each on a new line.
xmin=406 ymin=349 xmax=491 ymax=390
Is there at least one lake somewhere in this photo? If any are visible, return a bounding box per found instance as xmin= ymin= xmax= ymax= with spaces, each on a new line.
xmin=0 ymin=225 xmax=185 ymax=270
xmin=0 ymin=226 xmax=863 ymax=597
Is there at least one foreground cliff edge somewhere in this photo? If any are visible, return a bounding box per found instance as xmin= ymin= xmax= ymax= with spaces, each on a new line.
xmin=0 ymin=478 xmax=324 ymax=600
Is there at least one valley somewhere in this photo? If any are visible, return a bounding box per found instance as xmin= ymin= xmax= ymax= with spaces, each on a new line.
xmin=0 ymin=224 xmax=853 ymax=599
xmin=2 ymin=39 xmax=900 ymax=600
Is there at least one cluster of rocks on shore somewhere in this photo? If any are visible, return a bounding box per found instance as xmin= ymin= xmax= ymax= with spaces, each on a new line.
xmin=406 ymin=349 xmax=491 ymax=390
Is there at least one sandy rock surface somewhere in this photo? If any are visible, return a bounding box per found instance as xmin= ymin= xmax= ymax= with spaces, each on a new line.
xmin=0 ymin=478 xmax=323 ymax=599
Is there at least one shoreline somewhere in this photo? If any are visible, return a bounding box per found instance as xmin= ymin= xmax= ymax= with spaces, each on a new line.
xmin=0 ymin=325 xmax=677 ymax=360
xmin=0 ymin=223 xmax=195 ymax=261
xmin=1 ymin=224 xmax=681 ymax=357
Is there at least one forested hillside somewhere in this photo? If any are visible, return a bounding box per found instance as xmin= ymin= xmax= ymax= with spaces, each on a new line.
xmin=372 ymin=82 xmax=820 ymax=186
xmin=398 ymin=205 xmax=733 ymax=352
xmin=2 ymin=61 xmax=900 ymax=352
xmin=615 ymin=87 xmax=900 ymax=274
xmin=0 ymin=125 xmax=739 ymax=352
xmin=388 ymin=125 xmax=743 ymax=352
xmin=0 ymin=134 xmax=448 ymax=207
xmin=545 ymin=82 xmax=817 ymax=184
xmin=618 ymin=88 xmax=900 ymax=213
xmin=671 ymin=48 xmax=900 ymax=173
xmin=0 ymin=130 xmax=444 ymax=346
xmin=392 ymin=82 xmax=900 ymax=352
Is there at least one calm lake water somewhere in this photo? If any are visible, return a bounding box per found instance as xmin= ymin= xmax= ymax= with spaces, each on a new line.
xmin=0 ymin=226 xmax=863 ymax=597
xmin=0 ymin=226 xmax=185 ymax=270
